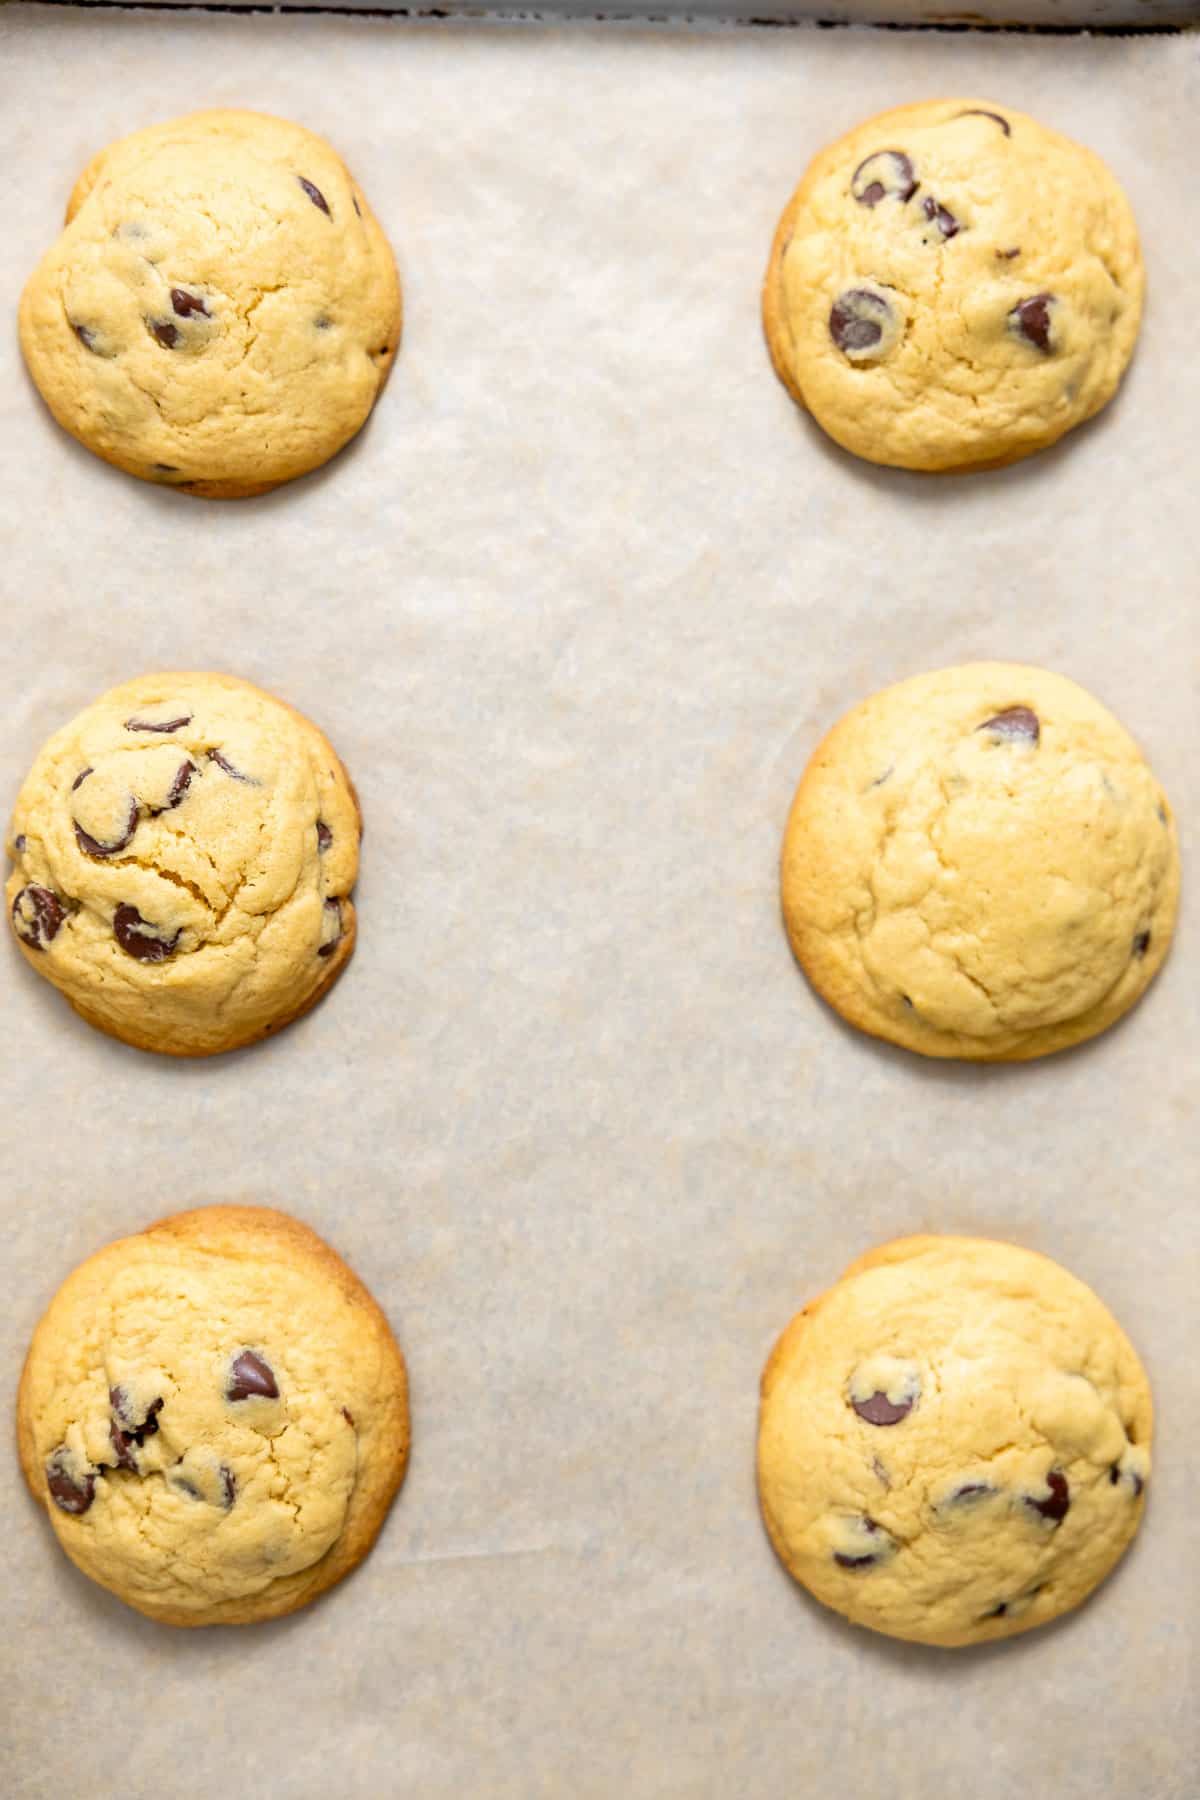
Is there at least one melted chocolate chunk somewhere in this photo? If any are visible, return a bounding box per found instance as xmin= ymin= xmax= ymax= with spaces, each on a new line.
xmin=956 ymin=109 xmax=1011 ymax=136
xmin=208 ymin=748 xmax=253 ymax=783
xmin=317 ymin=821 xmax=333 ymax=852
xmin=72 ymin=322 xmax=99 ymax=352
xmin=113 ymin=903 xmax=180 ymax=963
xmin=153 ymin=760 xmax=195 ymax=814
xmin=1009 ymin=293 xmax=1055 ymax=354
xmin=1026 ymin=1470 xmax=1070 ymax=1525
xmin=149 ymin=319 xmax=179 ymax=349
xmin=74 ymin=796 xmax=139 ymax=859
xmin=109 ymin=1419 xmax=139 ymax=1470
xmin=1132 ymin=930 xmax=1151 ymax=957
xmin=46 ymin=1449 xmax=96 ymax=1515
xmin=298 ymin=176 xmax=331 ymax=217
xmin=852 ymin=1391 xmax=913 ymax=1427
xmin=12 ymin=884 xmax=66 ymax=950
xmin=318 ymin=897 xmax=344 ymax=958
xmin=71 ymin=768 xmax=93 ymax=791
xmin=125 ymin=713 xmax=192 ymax=734
xmin=977 ymin=705 xmax=1040 ymax=745
xmin=850 ymin=149 xmax=918 ymax=209
xmin=829 ymin=288 xmax=896 ymax=360
xmin=922 ymin=196 xmax=961 ymax=240
xmin=220 ymin=1466 xmax=237 ymax=1508
xmin=227 ymin=1350 xmax=279 ymax=1402
xmin=170 ymin=288 xmax=210 ymax=319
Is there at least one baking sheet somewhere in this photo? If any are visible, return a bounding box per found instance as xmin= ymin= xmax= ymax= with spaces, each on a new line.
xmin=1 ymin=9 xmax=1197 ymax=1797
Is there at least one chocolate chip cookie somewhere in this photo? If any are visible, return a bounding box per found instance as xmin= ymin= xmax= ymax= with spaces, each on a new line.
xmin=18 ymin=1205 xmax=409 ymax=1626
xmin=758 ymin=1235 xmax=1152 ymax=1648
xmin=780 ymin=663 xmax=1178 ymax=1061
xmin=7 ymin=673 xmax=361 ymax=1055
xmin=20 ymin=110 xmax=400 ymax=496
xmin=763 ymin=100 xmax=1143 ymax=470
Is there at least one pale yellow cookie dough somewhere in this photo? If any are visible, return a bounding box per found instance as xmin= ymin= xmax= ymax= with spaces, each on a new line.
xmin=780 ymin=663 xmax=1178 ymax=1061
xmin=763 ymin=100 xmax=1143 ymax=471
xmin=18 ymin=1206 xmax=410 ymax=1626
xmin=20 ymin=109 xmax=401 ymax=497
xmin=758 ymin=1236 xmax=1152 ymax=1648
xmin=6 ymin=672 xmax=361 ymax=1056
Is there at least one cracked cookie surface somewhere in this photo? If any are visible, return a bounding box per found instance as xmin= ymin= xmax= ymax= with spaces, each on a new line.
xmin=758 ymin=1235 xmax=1152 ymax=1648
xmin=20 ymin=109 xmax=400 ymax=497
xmin=762 ymin=100 xmax=1143 ymax=471
xmin=7 ymin=672 xmax=361 ymax=1055
xmin=17 ymin=1205 xmax=410 ymax=1626
xmin=780 ymin=663 xmax=1178 ymax=1061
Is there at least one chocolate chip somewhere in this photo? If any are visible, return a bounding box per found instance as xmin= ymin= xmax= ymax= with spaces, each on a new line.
xmin=1026 ymin=1470 xmax=1070 ymax=1525
xmin=922 ymin=196 xmax=961 ymax=239
xmin=850 ymin=149 xmax=918 ymax=208
xmin=12 ymin=884 xmax=66 ymax=950
xmin=315 ymin=315 xmax=333 ymax=332
xmin=153 ymin=760 xmax=195 ymax=814
xmin=352 ymin=195 xmax=362 ymax=218
xmin=109 ymin=1419 xmax=139 ymax=1470
xmin=1132 ymin=930 xmax=1151 ymax=957
xmin=342 ymin=1406 xmax=355 ymax=1426
xmin=227 ymin=1350 xmax=279 ymax=1402
xmin=870 ymin=767 xmax=893 ymax=789
xmin=208 ymin=748 xmax=253 ymax=783
xmin=298 ymin=176 xmax=331 ymax=217
xmin=125 ymin=713 xmax=192 ymax=734
xmin=170 ymin=288 xmax=210 ymax=319
xmin=110 ymin=1388 xmax=162 ymax=1441
xmin=977 ymin=705 xmax=1040 ymax=745
xmin=153 ymin=463 xmax=180 ymax=474
xmin=901 ymin=995 xmax=914 ymax=1010
xmin=220 ymin=1466 xmax=237 ymax=1508
xmin=852 ymin=1391 xmax=913 ymax=1427
xmin=829 ymin=288 xmax=899 ymax=362
xmin=113 ymin=903 xmax=180 ymax=963
xmin=947 ymin=1481 xmax=996 ymax=1504
xmin=46 ymin=1449 xmax=96 ymax=1515
xmin=149 ymin=319 xmax=179 ymax=349
xmin=985 ymin=1601 xmax=1008 ymax=1619
xmin=1009 ymin=293 xmax=1055 ymax=354
xmin=833 ymin=1517 xmax=893 ymax=1569
xmin=317 ymin=821 xmax=333 ymax=852
xmin=13 ymin=834 xmax=27 ymax=852
xmin=74 ymin=797 xmax=139 ymax=859
xmin=956 ymin=109 xmax=1011 ymax=136
xmin=171 ymin=1473 xmax=201 ymax=1501
xmin=72 ymin=322 xmax=99 ymax=352
xmin=71 ymin=768 xmax=93 ymax=791
xmin=318 ymin=897 xmax=344 ymax=958
xmin=997 ymin=247 xmax=1021 ymax=261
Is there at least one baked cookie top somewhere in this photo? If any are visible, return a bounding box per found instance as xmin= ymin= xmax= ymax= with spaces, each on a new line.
xmin=17 ymin=1206 xmax=410 ymax=1627
xmin=7 ymin=672 xmax=361 ymax=1056
xmin=758 ymin=1235 xmax=1152 ymax=1648
xmin=763 ymin=100 xmax=1143 ymax=471
xmin=781 ymin=663 xmax=1178 ymax=1061
xmin=20 ymin=109 xmax=400 ymax=497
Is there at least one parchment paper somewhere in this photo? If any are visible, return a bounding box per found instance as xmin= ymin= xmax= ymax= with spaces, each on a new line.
xmin=0 ymin=11 xmax=1196 ymax=1798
